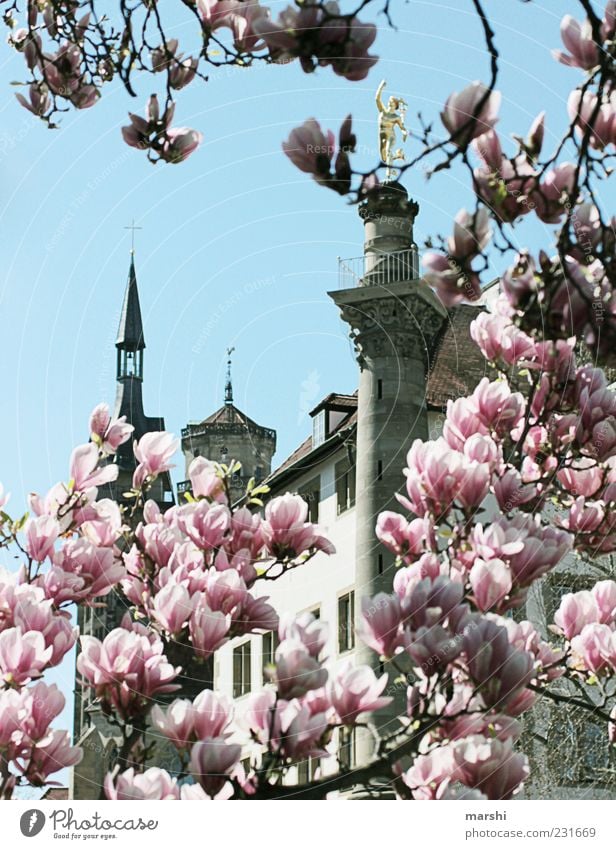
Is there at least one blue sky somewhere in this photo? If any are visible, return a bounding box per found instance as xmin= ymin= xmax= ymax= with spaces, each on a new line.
xmin=0 ymin=0 xmax=605 ymax=504
xmin=0 ymin=0 xmax=612 ymax=757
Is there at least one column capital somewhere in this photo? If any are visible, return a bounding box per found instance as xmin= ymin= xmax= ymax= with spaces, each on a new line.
xmin=329 ymin=280 xmax=447 ymax=367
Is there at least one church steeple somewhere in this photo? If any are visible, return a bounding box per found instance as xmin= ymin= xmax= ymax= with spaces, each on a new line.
xmin=111 ymin=250 xmax=168 ymax=487
xmin=116 ymin=253 xmax=145 ymax=381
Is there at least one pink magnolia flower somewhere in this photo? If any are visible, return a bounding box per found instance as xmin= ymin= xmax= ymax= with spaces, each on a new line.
xmin=21 ymin=730 xmax=82 ymax=786
xmin=533 ymin=162 xmax=576 ymax=223
xmin=0 ymin=627 xmax=52 ymax=686
xmin=568 ymin=89 xmax=615 ymax=150
xmin=443 ymin=396 xmax=488 ymax=450
xmin=401 ymin=437 xmax=491 ymax=518
xmin=452 ymin=735 xmax=529 ymax=799
xmin=557 ymin=459 xmax=604 ymax=497
xmin=262 ymin=492 xmax=335 ymax=558
xmin=22 ymin=682 xmax=66 ymax=742
xmin=151 ymin=583 xmax=192 ymax=635
xmin=23 ymin=515 xmax=60 ymax=562
xmin=192 ymin=689 xmax=233 ymax=740
xmin=570 ymin=623 xmax=616 ymax=674
xmin=229 ymin=507 xmax=264 ymax=558
xmin=105 ymin=767 xmax=180 ymax=800
xmin=77 ymin=628 xmax=181 ymax=720
xmin=160 ymin=127 xmax=203 ymax=164
xmin=472 ymin=378 xmax=525 ymax=436
xmin=133 ymin=431 xmax=179 ymax=487
xmin=279 ymin=610 xmax=328 ymax=659
xmin=469 ymin=558 xmax=513 ymax=611
xmin=189 ymin=738 xmax=242 ymax=797
xmin=553 ymin=14 xmax=599 ymax=69
xmin=448 ymin=207 xmax=492 ymax=258
xmin=48 ymin=539 xmax=125 ymax=604
xmin=189 ymin=600 xmax=231 ymax=659
xmin=441 ymin=82 xmax=501 ymax=145
xmin=463 ymin=619 xmax=534 ymax=711
xmin=69 ymin=443 xmax=118 ymax=491
xmin=328 ymin=662 xmax=392 ymax=725
xmin=554 ymin=590 xmax=599 ymax=640
xmin=151 ymin=699 xmax=195 ymax=748
xmin=357 ymin=593 xmax=403 ymax=659
xmin=89 ymin=403 xmax=134 ymax=454
xmin=274 ymin=639 xmax=328 ymax=699
xmin=76 ymin=498 xmax=124 ymax=548
xmin=375 ymin=512 xmax=429 ymax=562
xmin=470 ymin=311 xmax=536 ymax=366
xmin=188 ymin=456 xmax=227 ymax=503
xmin=176 ymin=501 xmax=231 ymax=550
xmin=496 ymin=617 xmax=565 ymax=683
xmin=254 ymin=4 xmax=377 ymax=81
xmin=422 ymin=252 xmax=481 ymax=306
xmin=15 ymin=83 xmax=50 ymax=117
xmin=593 ymin=580 xmax=616 ymax=624
xmin=282 ymin=118 xmax=335 ymax=180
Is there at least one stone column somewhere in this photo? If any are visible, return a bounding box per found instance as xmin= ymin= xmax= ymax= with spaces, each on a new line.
xmin=330 ymin=182 xmax=446 ymax=766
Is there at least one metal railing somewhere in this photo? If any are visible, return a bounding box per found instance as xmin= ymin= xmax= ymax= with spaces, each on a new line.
xmin=338 ymin=248 xmax=419 ymax=289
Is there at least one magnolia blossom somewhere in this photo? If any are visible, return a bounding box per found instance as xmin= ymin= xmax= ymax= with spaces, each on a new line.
xmin=358 ymin=593 xmax=404 ymax=659
xmin=133 ymin=431 xmax=179 ymax=488
xmin=22 ymin=730 xmax=83 ymax=786
xmin=328 ymin=663 xmax=392 ymax=725
xmin=441 ymin=82 xmax=501 ymax=145
xmin=77 ymin=628 xmax=181 ymax=720
xmin=553 ymin=14 xmax=599 ymax=69
xmin=189 ymin=456 xmax=227 ymax=502
xmin=105 ymin=767 xmax=181 ymax=800
xmin=89 ymin=403 xmax=134 ymax=454
xmin=69 ymin=443 xmax=118 ymax=491
xmin=122 ymin=96 xmax=202 ymax=163
xmin=274 ymin=638 xmax=328 ymax=699
xmin=189 ymin=738 xmax=242 ymax=797
xmin=262 ymin=492 xmax=335 ymax=558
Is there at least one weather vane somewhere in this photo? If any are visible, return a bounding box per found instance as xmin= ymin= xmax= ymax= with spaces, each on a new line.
xmin=375 ymin=80 xmax=408 ymax=180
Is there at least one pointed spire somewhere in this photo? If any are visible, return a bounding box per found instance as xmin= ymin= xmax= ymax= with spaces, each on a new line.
xmin=116 ymin=252 xmax=145 ymax=352
xmin=225 ymin=346 xmax=235 ymax=405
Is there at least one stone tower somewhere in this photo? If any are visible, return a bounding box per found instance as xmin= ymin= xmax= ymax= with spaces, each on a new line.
xmin=71 ymin=251 xmax=173 ymax=797
xmin=330 ymin=181 xmax=447 ymax=758
xmin=180 ymin=350 xmax=277 ymax=504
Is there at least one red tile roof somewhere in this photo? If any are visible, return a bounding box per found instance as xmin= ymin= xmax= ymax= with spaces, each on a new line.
xmin=426 ymin=304 xmax=488 ymax=407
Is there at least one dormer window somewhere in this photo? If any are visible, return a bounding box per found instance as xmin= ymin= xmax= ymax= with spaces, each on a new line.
xmin=313 ymin=410 xmax=326 ymax=448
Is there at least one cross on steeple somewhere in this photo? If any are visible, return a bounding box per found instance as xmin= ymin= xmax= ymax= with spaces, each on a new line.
xmin=124 ymin=219 xmax=142 ymax=254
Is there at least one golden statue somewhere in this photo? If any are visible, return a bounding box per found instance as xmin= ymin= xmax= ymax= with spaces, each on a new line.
xmin=376 ymin=79 xmax=408 ymax=179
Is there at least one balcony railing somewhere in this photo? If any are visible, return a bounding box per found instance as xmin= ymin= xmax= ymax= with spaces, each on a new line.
xmin=338 ymin=248 xmax=419 ymax=289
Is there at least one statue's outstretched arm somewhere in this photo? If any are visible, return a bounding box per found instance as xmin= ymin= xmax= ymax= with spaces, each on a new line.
xmin=375 ymin=79 xmax=386 ymax=112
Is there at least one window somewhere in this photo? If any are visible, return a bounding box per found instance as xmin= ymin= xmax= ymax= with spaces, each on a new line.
xmin=377 ymin=378 xmax=383 ymax=400
xmin=339 ymin=727 xmax=356 ymax=770
xmin=335 ymin=458 xmax=356 ymax=514
xmin=233 ymin=641 xmax=251 ymax=698
xmin=262 ymin=630 xmax=279 ymax=675
xmin=338 ymin=591 xmax=355 ymax=653
xmin=297 ymin=756 xmax=320 ymax=783
xmin=312 ymin=410 xmax=326 ymax=448
xmin=299 ymin=476 xmax=320 ymax=524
